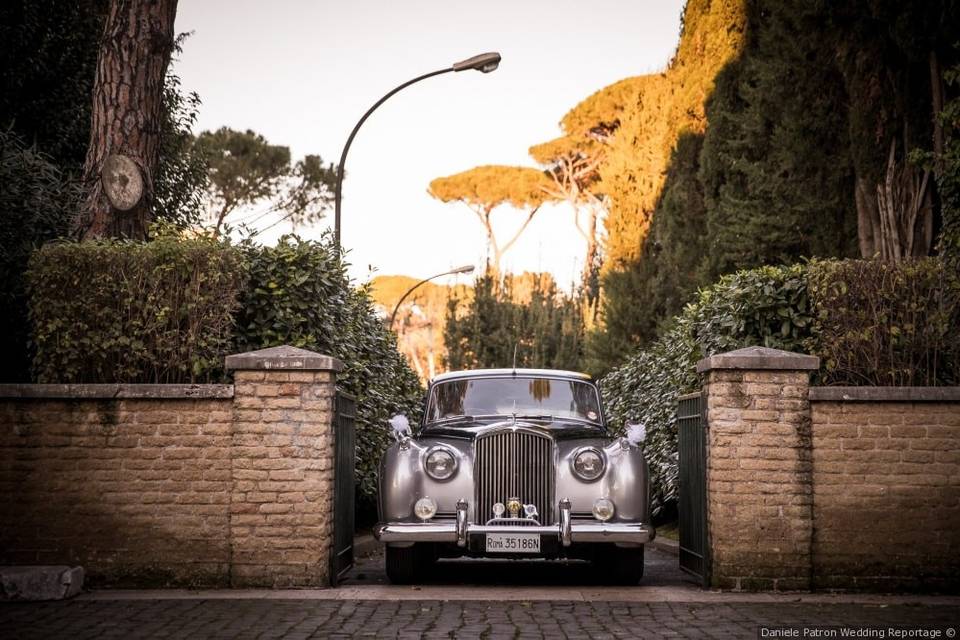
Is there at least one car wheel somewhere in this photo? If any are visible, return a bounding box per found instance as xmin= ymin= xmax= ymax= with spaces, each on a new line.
xmin=595 ymin=545 xmax=644 ymax=585
xmin=385 ymin=544 xmax=434 ymax=584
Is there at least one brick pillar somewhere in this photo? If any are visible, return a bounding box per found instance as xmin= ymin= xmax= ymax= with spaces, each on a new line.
xmin=696 ymin=346 xmax=819 ymax=591
xmin=225 ymin=346 xmax=343 ymax=587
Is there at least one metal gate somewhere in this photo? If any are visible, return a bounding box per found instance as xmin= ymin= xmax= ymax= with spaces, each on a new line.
xmin=677 ymin=391 xmax=710 ymax=587
xmin=330 ymin=390 xmax=356 ymax=586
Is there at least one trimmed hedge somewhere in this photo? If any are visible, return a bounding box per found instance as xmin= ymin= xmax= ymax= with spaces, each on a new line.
xmin=27 ymin=233 xmax=423 ymax=501
xmin=233 ymin=235 xmax=423 ymax=499
xmin=600 ymin=259 xmax=959 ymax=515
xmin=809 ymin=259 xmax=960 ymax=386
xmin=601 ymin=264 xmax=812 ymax=515
xmin=29 ymin=236 xmax=243 ymax=383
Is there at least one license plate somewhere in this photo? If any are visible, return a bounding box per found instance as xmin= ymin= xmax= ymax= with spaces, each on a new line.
xmin=485 ymin=533 xmax=541 ymax=553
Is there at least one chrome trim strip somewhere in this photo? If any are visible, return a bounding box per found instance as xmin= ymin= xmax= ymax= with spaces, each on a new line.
xmin=373 ymin=521 xmax=656 ymax=545
xmin=559 ymin=498 xmax=572 ymax=547
xmin=456 ymin=500 xmax=468 ymax=547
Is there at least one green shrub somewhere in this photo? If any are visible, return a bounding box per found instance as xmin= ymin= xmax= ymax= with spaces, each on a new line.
xmin=28 ymin=235 xmax=243 ymax=383
xmin=0 ymin=129 xmax=79 ymax=382
xmin=233 ymin=235 xmax=423 ymax=500
xmin=601 ymin=264 xmax=814 ymax=515
xmin=28 ymin=233 xmax=423 ymax=500
xmin=444 ymin=273 xmax=584 ymax=371
xmin=601 ymin=258 xmax=960 ymax=515
xmin=808 ymin=259 xmax=960 ymax=386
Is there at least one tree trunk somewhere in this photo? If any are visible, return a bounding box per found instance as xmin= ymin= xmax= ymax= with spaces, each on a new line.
xmin=77 ymin=0 xmax=178 ymax=240
xmin=855 ymin=175 xmax=880 ymax=258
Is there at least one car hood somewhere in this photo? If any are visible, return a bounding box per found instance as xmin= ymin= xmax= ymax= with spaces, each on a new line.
xmin=419 ymin=417 xmax=607 ymax=441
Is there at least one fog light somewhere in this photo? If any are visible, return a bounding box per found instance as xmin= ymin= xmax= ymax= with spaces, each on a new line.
xmin=592 ymin=497 xmax=615 ymax=522
xmin=414 ymin=497 xmax=437 ymax=521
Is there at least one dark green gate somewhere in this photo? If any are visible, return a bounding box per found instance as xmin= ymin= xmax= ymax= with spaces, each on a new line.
xmin=677 ymin=391 xmax=710 ymax=587
xmin=330 ymin=391 xmax=356 ymax=586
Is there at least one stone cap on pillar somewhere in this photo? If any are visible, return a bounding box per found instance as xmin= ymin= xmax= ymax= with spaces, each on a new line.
xmin=225 ymin=345 xmax=344 ymax=372
xmin=696 ymin=346 xmax=819 ymax=374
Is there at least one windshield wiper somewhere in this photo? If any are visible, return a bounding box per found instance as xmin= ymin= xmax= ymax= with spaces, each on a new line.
xmin=428 ymin=415 xmax=476 ymax=425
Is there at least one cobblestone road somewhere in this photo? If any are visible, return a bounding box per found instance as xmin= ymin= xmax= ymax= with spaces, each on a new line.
xmin=3 ymin=598 xmax=958 ymax=639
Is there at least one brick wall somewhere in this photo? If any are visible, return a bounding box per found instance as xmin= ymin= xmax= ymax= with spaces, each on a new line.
xmin=698 ymin=348 xmax=818 ymax=591
xmin=810 ymin=390 xmax=960 ymax=591
xmin=0 ymin=346 xmax=344 ymax=588
xmin=229 ymin=369 xmax=336 ymax=588
xmin=698 ymin=347 xmax=960 ymax=592
xmin=0 ymin=394 xmax=233 ymax=586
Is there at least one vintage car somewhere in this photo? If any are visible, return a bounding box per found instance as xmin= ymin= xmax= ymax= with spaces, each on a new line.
xmin=374 ymin=368 xmax=655 ymax=584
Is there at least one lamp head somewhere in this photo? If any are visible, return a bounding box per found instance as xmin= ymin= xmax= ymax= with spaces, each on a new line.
xmin=452 ymin=52 xmax=501 ymax=73
xmin=452 ymin=264 xmax=475 ymax=275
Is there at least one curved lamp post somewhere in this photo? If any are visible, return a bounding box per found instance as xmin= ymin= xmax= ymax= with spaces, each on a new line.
xmin=390 ymin=264 xmax=475 ymax=329
xmin=333 ymin=52 xmax=501 ymax=249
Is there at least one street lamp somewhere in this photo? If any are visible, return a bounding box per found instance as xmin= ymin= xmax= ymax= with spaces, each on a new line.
xmin=390 ymin=264 xmax=475 ymax=329
xmin=333 ymin=52 xmax=502 ymax=249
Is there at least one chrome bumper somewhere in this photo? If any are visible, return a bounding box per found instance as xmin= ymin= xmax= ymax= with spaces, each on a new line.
xmin=374 ymin=500 xmax=656 ymax=547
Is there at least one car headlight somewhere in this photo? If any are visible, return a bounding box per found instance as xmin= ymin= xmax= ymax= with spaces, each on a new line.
xmin=424 ymin=446 xmax=458 ymax=481
xmin=571 ymin=447 xmax=605 ymax=482
xmin=593 ymin=497 xmax=615 ymax=521
xmin=414 ymin=497 xmax=437 ymax=520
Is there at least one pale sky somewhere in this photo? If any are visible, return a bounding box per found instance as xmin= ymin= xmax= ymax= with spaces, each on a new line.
xmin=175 ymin=0 xmax=684 ymax=287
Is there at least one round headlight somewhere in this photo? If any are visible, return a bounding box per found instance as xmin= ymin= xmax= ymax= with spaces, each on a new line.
xmin=414 ymin=496 xmax=437 ymax=520
xmin=572 ymin=447 xmax=605 ymax=482
xmin=424 ymin=446 xmax=458 ymax=481
xmin=593 ymin=497 xmax=615 ymax=521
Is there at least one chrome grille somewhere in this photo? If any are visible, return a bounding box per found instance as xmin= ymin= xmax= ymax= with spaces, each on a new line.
xmin=474 ymin=429 xmax=555 ymax=525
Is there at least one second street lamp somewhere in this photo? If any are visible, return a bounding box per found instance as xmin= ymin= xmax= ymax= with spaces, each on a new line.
xmin=333 ymin=52 xmax=501 ymax=249
xmin=390 ymin=264 xmax=475 ymax=329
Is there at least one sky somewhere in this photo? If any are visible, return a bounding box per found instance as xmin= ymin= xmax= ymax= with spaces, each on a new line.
xmin=174 ymin=0 xmax=685 ymax=287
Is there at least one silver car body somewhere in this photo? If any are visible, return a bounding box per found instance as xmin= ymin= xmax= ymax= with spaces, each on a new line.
xmin=374 ymin=369 xmax=655 ymax=556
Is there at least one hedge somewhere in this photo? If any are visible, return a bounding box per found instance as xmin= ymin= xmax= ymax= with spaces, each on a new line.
xmin=27 ymin=233 xmax=423 ymax=501
xmin=600 ymin=258 xmax=959 ymax=516
xmin=29 ymin=235 xmax=243 ymax=383
xmin=233 ymin=235 xmax=423 ymax=499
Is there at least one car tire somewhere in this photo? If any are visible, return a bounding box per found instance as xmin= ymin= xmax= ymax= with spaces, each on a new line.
xmin=385 ymin=544 xmax=433 ymax=584
xmin=595 ymin=545 xmax=644 ymax=585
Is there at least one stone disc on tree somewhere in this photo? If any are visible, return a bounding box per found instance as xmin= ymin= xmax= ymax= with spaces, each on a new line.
xmin=101 ymin=154 xmax=144 ymax=211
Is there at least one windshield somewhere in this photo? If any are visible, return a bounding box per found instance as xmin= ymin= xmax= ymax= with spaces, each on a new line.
xmin=426 ymin=377 xmax=602 ymax=424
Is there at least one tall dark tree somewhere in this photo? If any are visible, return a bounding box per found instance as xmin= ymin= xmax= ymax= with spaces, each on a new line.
xmin=77 ymin=0 xmax=179 ymax=240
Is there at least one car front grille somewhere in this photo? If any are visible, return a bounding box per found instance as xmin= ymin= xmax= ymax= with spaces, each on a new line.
xmin=474 ymin=429 xmax=555 ymax=525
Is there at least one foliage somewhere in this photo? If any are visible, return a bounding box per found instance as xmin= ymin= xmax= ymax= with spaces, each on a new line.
xmin=698 ymin=0 xmax=858 ymax=277
xmin=807 ymin=259 xmax=960 ymax=386
xmin=233 ymin=235 xmax=423 ymax=500
xmin=196 ymin=127 xmax=337 ymax=234
xmin=428 ymin=165 xmax=555 ymax=273
xmin=370 ymin=275 xmax=473 ymax=381
xmin=0 ymin=0 xmax=108 ymax=173
xmin=28 ymin=234 xmax=244 ymax=384
xmin=0 ymin=129 xmax=80 ymax=381
xmin=601 ymin=264 xmax=813 ymax=515
xmin=26 ymin=233 xmax=423 ymax=500
xmin=153 ymin=38 xmax=209 ymax=230
xmin=932 ymin=59 xmax=960 ymax=272
xmin=576 ymin=0 xmax=958 ymax=371
xmin=601 ymin=257 xmax=959 ymax=514
xmin=444 ymin=273 xmax=584 ymax=372
xmin=428 ymin=165 xmax=553 ymax=212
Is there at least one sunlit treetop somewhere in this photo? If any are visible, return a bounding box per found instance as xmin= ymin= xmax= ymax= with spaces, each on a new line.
xmin=428 ymin=165 xmax=554 ymax=212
